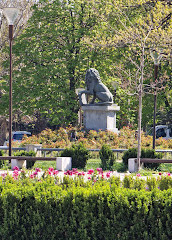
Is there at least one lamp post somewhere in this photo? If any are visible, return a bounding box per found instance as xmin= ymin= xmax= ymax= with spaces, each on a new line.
xmin=150 ymin=50 xmax=162 ymax=149
xmin=3 ymin=7 xmax=19 ymax=156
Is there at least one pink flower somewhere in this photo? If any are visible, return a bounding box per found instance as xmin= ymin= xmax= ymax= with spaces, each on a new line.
xmin=97 ymin=168 xmax=103 ymax=173
xmin=167 ymin=172 xmax=171 ymax=176
xmin=81 ymin=172 xmax=85 ymax=176
xmin=13 ymin=170 xmax=19 ymax=179
xmin=136 ymin=173 xmax=141 ymax=177
xmin=88 ymin=177 xmax=91 ymax=180
xmin=1 ymin=173 xmax=7 ymax=178
xmin=102 ymin=174 xmax=104 ymax=179
xmin=78 ymin=172 xmax=82 ymax=176
xmin=30 ymin=174 xmax=34 ymax=179
xmin=64 ymin=170 xmax=73 ymax=175
xmin=35 ymin=168 xmax=41 ymax=172
xmin=106 ymin=172 xmax=111 ymax=178
xmin=13 ymin=166 xmax=19 ymax=171
xmin=48 ymin=167 xmax=54 ymax=172
xmin=53 ymin=170 xmax=59 ymax=175
xmin=159 ymin=172 xmax=162 ymax=175
xmin=33 ymin=171 xmax=38 ymax=176
xmin=88 ymin=169 xmax=94 ymax=174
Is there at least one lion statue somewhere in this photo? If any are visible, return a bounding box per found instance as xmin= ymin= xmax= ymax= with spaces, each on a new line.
xmin=78 ymin=68 xmax=113 ymax=106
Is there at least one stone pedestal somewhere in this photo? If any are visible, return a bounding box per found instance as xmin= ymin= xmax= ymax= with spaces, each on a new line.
xmin=128 ymin=158 xmax=138 ymax=173
xmin=11 ymin=159 xmax=26 ymax=169
xmin=26 ymin=144 xmax=42 ymax=157
xmin=56 ymin=157 xmax=72 ymax=171
xmin=82 ymin=104 xmax=120 ymax=132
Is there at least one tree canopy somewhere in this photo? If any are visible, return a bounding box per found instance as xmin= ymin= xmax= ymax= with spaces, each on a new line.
xmin=0 ymin=0 xmax=171 ymax=132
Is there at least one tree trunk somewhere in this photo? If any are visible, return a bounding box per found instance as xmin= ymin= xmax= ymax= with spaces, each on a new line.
xmin=0 ymin=117 xmax=8 ymax=146
xmin=137 ymin=86 xmax=142 ymax=170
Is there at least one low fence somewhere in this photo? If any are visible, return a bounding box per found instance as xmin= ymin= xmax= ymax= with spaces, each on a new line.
xmin=0 ymin=146 xmax=172 ymax=159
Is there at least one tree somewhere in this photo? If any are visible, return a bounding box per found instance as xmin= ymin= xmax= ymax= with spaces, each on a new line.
xmin=0 ymin=0 xmax=35 ymax=137
xmin=0 ymin=0 xmax=105 ymax=127
xmin=87 ymin=0 xmax=171 ymax=167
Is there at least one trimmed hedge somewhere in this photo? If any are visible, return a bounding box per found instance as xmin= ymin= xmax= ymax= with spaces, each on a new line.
xmin=99 ymin=144 xmax=115 ymax=170
xmin=0 ymin=176 xmax=172 ymax=239
xmin=0 ymin=150 xmax=4 ymax=168
xmin=122 ymin=148 xmax=163 ymax=169
xmin=61 ymin=143 xmax=89 ymax=168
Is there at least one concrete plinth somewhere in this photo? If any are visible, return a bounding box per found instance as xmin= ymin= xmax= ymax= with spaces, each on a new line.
xmin=82 ymin=104 xmax=120 ymax=132
xmin=26 ymin=144 xmax=42 ymax=157
xmin=11 ymin=159 xmax=26 ymax=170
xmin=56 ymin=157 xmax=72 ymax=171
xmin=128 ymin=158 xmax=138 ymax=173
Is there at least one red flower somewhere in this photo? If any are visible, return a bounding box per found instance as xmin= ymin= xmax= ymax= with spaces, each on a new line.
xmin=13 ymin=166 xmax=19 ymax=171
xmin=53 ymin=170 xmax=59 ymax=175
xmin=88 ymin=169 xmax=94 ymax=174
xmin=35 ymin=168 xmax=41 ymax=172
xmin=106 ymin=172 xmax=111 ymax=178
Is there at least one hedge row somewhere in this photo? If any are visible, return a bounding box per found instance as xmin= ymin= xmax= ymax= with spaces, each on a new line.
xmin=0 ymin=176 xmax=172 ymax=240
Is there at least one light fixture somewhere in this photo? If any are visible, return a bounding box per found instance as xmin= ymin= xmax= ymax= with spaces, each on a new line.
xmin=3 ymin=7 xmax=19 ymax=157
xmin=3 ymin=7 xmax=19 ymax=25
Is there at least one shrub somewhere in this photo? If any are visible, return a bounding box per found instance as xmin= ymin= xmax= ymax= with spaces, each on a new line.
xmin=13 ymin=150 xmax=36 ymax=168
xmin=99 ymin=144 xmax=115 ymax=170
xmin=122 ymin=148 xmax=137 ymax=166
xmin=0 ymin=150 xmax=4 ymax=168
xmin=0 ymin=176 xmax=172 ymax=239
xmin=61 ymin=143 xmax=89 ymax=168
xmin=122 ymin=148 xmax=163 ymax=169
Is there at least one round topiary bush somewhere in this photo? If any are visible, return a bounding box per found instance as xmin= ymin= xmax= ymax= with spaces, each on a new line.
xmin=61 ymin=143 xmax=89 ymax=169
xmin=99 ymin=144 xmax=115 ymax=170
xmin=122 ymin=148 xmax=163 ymax=169
xmin=0 ymin=150 xmax=4 ymax=168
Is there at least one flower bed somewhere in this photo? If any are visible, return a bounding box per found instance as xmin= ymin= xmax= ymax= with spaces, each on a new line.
xmin=0 ymin=167 xmax=172 ymax=239
xmin=16 ymin=126 xmax=172 ymax=149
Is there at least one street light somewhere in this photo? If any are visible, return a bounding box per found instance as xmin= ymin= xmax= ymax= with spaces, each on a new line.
xmin=150 ymin=49 xmax=162 ymax=149
xmin=3 ymin=7 xmax=19 ymax=156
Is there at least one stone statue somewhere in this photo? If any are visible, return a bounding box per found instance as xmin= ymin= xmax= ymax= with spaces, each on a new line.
xmin=78 ymin=68 xmax=113 ymax=106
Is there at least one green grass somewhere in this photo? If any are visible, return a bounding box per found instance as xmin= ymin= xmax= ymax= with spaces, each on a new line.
xmin=1 ymin=158 xmax=172 ymax=173
xmin=157 ymin=163 xmax=172 ymax=172
xmin=34 ymin=160 xmax=56 ymax=170
xmin=85 ymin=158 xmax=101 ymax=171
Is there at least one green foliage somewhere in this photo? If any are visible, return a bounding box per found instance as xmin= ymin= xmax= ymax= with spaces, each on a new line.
xmin=99 ymin=144 xmax=115 ymax=170
xmin=0 ymin=150 xmax=4 ymax=168
xmin=61 ymin=143 xmax=89 ymax=168
xmin=13 ymin=150 xmax=36 ymax=168
xmin=122 ymin=148 xmax=137 ymax=166
xmin=122 ymin=148 xmax=163 ymax=169
xmin=0 ymin=175 xmax=172 ymax=239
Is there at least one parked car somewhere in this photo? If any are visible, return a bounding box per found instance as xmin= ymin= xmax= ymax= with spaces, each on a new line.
xmin=4 ymin=131 xmax=31 ymax=146
xmin=147 ymin=125 xmax=172 ymax=140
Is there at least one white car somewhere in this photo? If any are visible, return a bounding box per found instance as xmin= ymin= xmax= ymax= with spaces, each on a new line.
xmin=4 ymin=131 xmax=31 ymax=146
xmin=147 ymin=125 xmax=172 ymax=140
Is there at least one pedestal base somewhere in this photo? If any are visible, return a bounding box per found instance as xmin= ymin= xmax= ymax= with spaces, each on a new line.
xmin=82 ymin=104 xmax=120 ymax=132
